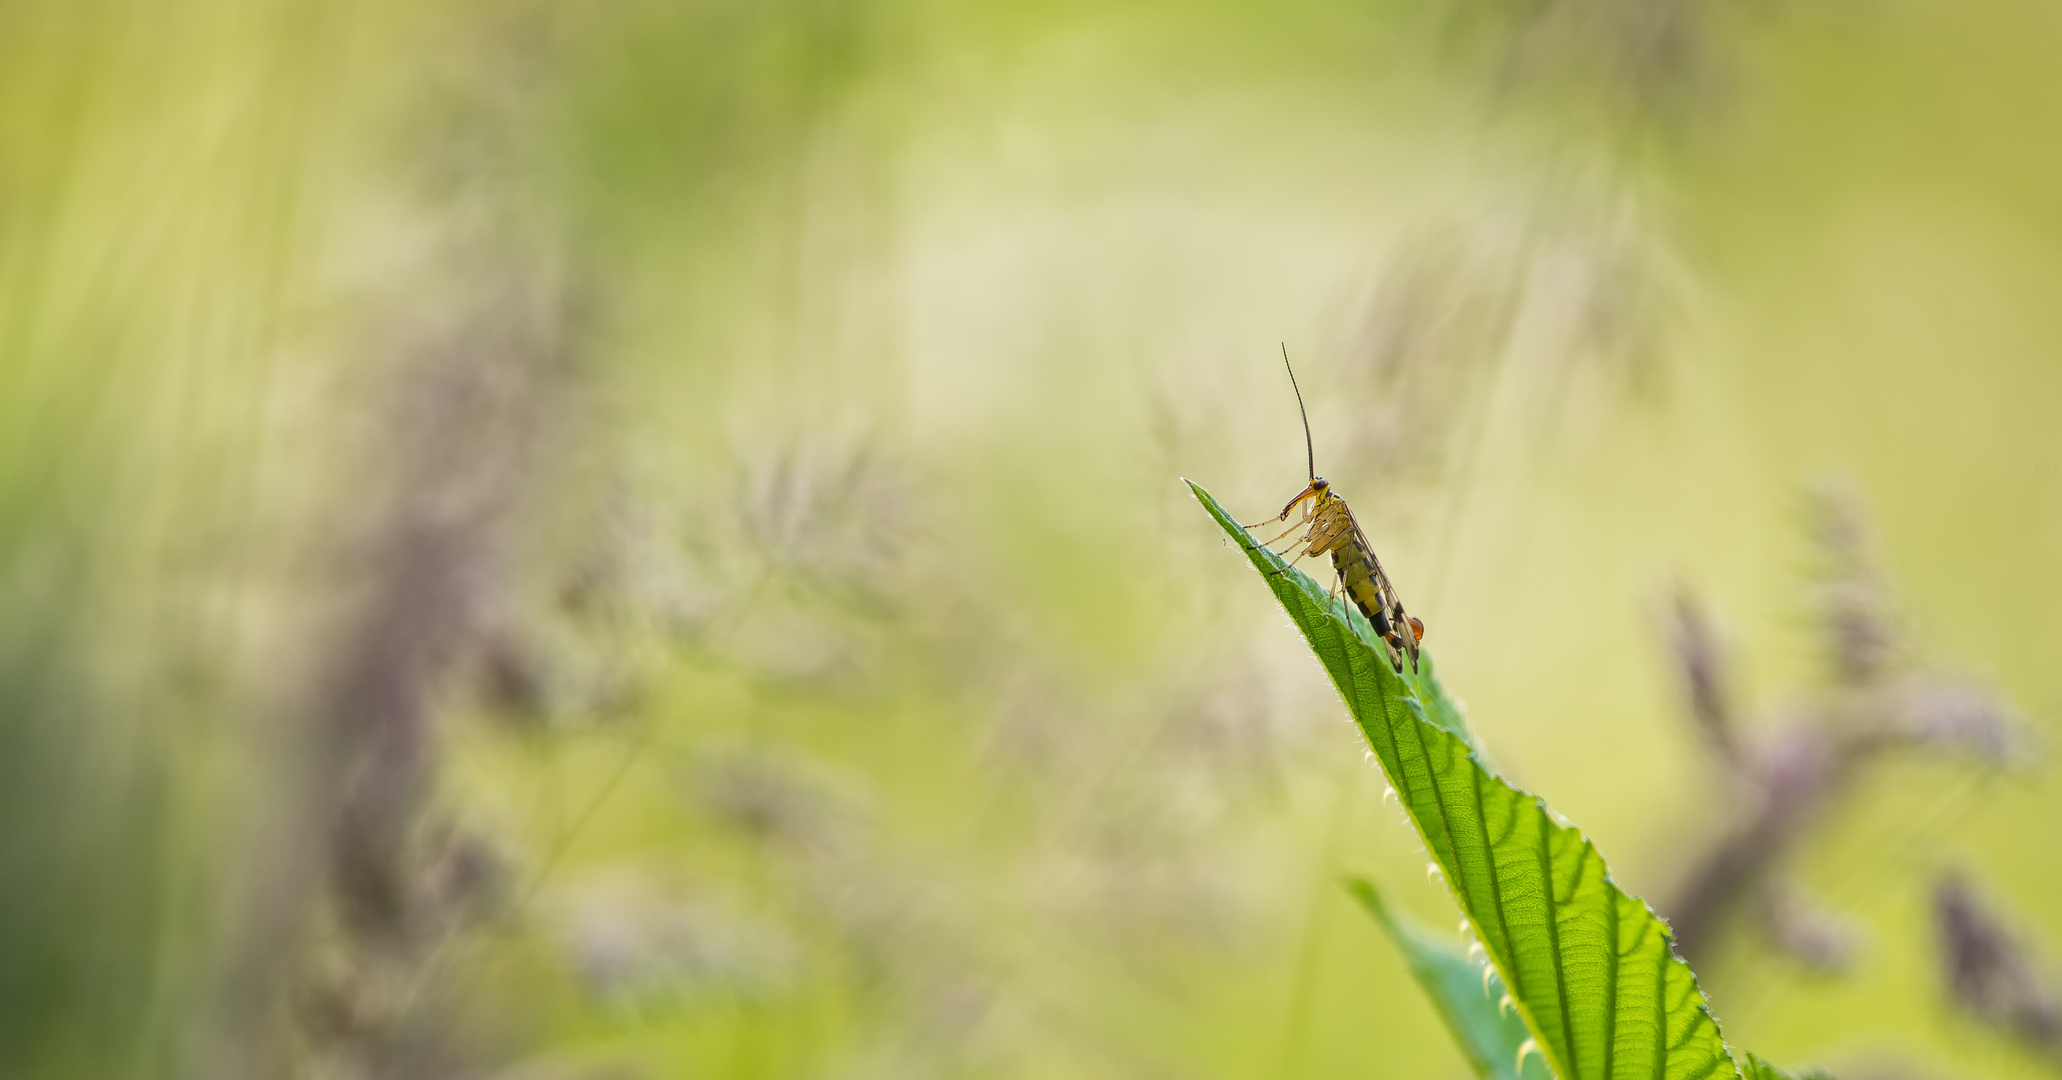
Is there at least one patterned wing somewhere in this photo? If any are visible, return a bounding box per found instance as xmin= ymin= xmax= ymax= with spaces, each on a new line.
xmin=1352 ymin=518 xmax=1420 ymax=672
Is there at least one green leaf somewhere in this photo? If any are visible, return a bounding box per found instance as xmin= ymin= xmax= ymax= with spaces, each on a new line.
xmin=1347 ymin=875 xmax=1549 ymax=1080
xmin=1739 ymin=1052 xmax=1831 ymax=1080
xmin=1188 ymin=479 xmax=1744 ymax=1080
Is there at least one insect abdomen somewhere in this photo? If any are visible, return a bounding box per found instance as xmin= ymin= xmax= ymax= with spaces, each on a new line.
xmin=1330 ymin=545 xmax=1392 ymax=637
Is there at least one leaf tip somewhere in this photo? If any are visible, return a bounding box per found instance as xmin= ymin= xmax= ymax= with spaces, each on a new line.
xmin=1343 ymin=875 xmax=1398 ymax=933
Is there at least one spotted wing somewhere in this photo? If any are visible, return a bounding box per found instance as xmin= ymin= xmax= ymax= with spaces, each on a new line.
xmin=1350 ymin=518 xmax=1420 ymax=671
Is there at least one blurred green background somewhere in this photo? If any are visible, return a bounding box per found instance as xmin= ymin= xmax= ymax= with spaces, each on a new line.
xmin=3 ymin=0 xmax=2061 ymax=1077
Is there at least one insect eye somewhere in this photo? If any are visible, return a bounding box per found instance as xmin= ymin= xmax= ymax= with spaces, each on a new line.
xmin=1312 ymin=478 xmax=1328 ymax=490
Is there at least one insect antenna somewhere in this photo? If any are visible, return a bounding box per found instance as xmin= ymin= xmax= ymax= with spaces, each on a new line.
xmin=1281 ymin=342 xmax=1315 ymax=481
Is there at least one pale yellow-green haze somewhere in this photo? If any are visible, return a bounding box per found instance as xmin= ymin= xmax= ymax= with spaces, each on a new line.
xmin=3 ymin=1 xmax=2060 ymax=1078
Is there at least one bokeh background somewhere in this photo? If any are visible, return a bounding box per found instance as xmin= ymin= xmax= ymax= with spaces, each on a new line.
xmin=4 ymin=1 xmax=2062 ymax=1078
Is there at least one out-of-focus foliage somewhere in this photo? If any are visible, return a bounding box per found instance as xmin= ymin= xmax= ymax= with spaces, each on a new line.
xmin=4 ymin=0 xmax=2062 ymax=1079
xmin=1935 ymin=871 xmax=2062 ymax=1067
xmin=1739 ymin=1052 xmax=1833 ymax=1080
xmin=1660 ymin=486 xmax=2025 ymax=977
xmin=1348 ymin=876 xmax=1546 ymax=1080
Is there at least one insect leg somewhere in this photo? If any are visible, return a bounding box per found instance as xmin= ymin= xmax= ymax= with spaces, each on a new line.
xmin=1256 ymin=519 xmax=1309 ymax=550
xmin=1232 ymin=523 xmax=1306 ymax=568
xmin=1269 ymin=539 xmax=1313 ymax=562
xmin=1258 ymin=544 xmax=1318 ymax=579
xmin=1326 ymin=573 xmax=1354 ymax=621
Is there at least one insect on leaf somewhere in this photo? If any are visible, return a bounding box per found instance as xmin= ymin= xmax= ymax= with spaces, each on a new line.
xmin=1348 ymin=875 xmax=1549 ymax=1080
xmin=1189 ymin=478 xmax=1787 ymax=1080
